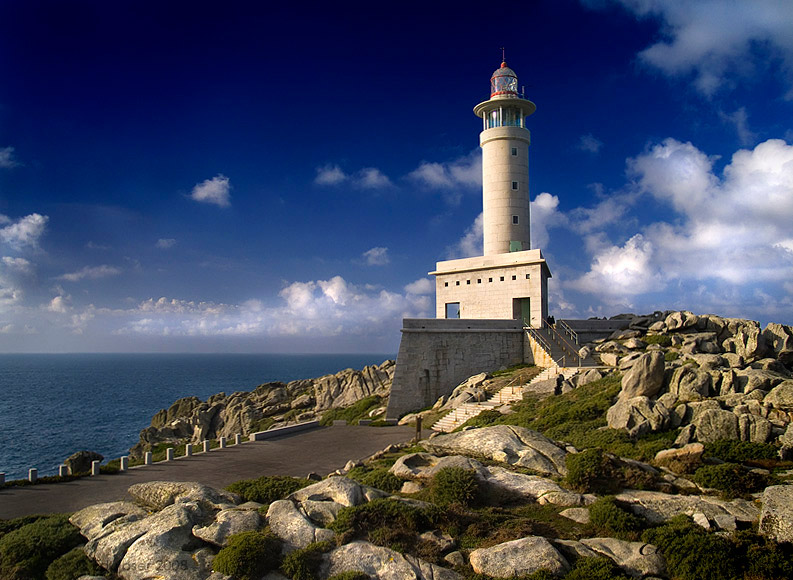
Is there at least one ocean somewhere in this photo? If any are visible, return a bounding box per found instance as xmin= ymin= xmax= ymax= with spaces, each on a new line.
xmin=0 ymin=353 xmax=393 ymax=482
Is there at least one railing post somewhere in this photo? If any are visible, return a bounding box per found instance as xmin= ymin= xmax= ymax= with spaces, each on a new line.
xmin=235 ymin=433 xmax=242 ymax=445
xmin=166 ymin=448 xmax=174 ymax=461
xmin=185 ymin=444 xmax=193 ymax=457
xmin=144 ymin=452 xmax=153 ymax=465
xmin=0 ymin=473 xmax=4 ymax=485
xmin=120 ymin=456 xmax=129 ymax=471
xmin=91 ymin=460 xmax=101 ymax=476
xmin=58 ymin=465 xmax=68 ymax=477
xmin=28 ymin=468 xmax=37 ymax=483
xmin=203 ymin=440 xmax=210 ymax=453
xmin=219 ymin=436 xmax=226 ymax=449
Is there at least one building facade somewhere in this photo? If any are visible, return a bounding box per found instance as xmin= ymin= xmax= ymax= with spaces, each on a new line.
xmin=431 ymin=61 xmax=551 ymax=326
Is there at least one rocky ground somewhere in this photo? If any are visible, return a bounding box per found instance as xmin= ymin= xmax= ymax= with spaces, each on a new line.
xmin=4 ymin=310 xmax=793 ymax=579
xmin=130 ymin=360 xmax=395 ymax=457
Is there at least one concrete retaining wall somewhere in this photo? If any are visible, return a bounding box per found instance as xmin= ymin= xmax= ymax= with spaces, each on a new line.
xmin=385 ymin=319 xmax=524 ymax=420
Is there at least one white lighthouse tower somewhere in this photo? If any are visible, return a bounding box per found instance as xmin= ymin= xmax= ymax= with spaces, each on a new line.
xmin=475 ymin=62 xmax=536 ymax=256
xmin=430 ymin=60 xmax=550 ymax=327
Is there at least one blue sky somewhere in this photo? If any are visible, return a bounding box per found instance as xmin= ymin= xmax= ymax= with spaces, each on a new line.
xmin=0 ymin=0 xmax=792 ymax=353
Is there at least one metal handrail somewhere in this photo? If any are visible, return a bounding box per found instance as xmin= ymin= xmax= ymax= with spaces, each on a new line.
xmin=542 ymin=319 xmax=582 ymax=366
xmin=525 ymin=325 xmax=552 ymax=354
xmin=558 ymin=319 xmax=578 ymax=345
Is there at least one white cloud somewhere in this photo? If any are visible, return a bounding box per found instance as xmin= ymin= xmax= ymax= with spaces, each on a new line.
xmin=447 ymin=212 xmax=483 ymax=258
xmin=409 ymin=151 xmax=482 ymax=204
xmin=1 ymin=257 xmax=32 ymax=273
xmin=719 ymin=107 xmax=757 ymax=146
xmin=47 ymin=295 xmax=71 ymax=313
xmin=156 ymin=238 xmax=176 ymax=249
xmin=113 ymin=275 xmax=431 ymax=338
xmin=568 ymin=138 xmax=793 ymax=310
xmin=603 ymin=0 xmax=793 ymax=97
xmin=0 ymin=146 xmax=19 ymax=168
xmin=0 ymin=213 xmax=48 ymax=250
xmin=57 ymin=265 xmax=122 ymax=282
xmin=362 ymin=246 xmax=390 ymax=266
xmin=314 ymin=164 xmax=348 ymax=185
xmin=577 ymin=134 xmax=603 ymax=153
xmin=531 ymin=193 xmax=568 ymax=248
xmin=404 ymin=278 xmax=434 ymax=295
xmin=314 ymin=164 xmax=393 ymax=189
xmin=190 ymin=174 xmax=231 ymax=207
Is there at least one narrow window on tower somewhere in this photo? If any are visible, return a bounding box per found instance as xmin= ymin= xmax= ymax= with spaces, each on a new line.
xmin=512 ymin=181 xmax=518 ymax=190
xmin=511 ymin=147 xmax=517 ymax=156
xmin=512 ymin=215 xmax=519 ymax=225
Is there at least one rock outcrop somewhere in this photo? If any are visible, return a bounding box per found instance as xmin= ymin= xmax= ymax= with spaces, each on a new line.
xmin=131 ymin=360 xmax=395 ymax=456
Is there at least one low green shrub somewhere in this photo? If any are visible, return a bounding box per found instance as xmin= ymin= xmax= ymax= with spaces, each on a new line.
xmin=356 ymin=468 xmax=403 ymax=493
xmin=226 ymin=475 xmax=311 ymax=504
xmin=319 ymin=396 xmax=383 ymax=426
xmin=0 ymin=514 xmax=83 ymax=579
xmin=692 ymin=463 xmax=768 ymax=498
xmin=643 ymin=334 xmax=672 ymax=346
xmin=431 ymin=467 xmax=481 ymax=507
xmin=565 ymin=448 xmax=616 ymax=494
xmin=664 ymin=351 xmax=680 ymax=362
xmin=491 ymin=363 xmax=533 ymax=377
xmin=587 ymin=496 xmax=646 ymax=540
xmin=281 ymin=541 xmax=333 ymax=580
xmin=212 ymin=529 xmax=282 ymax=580
xmin=704 ymin=439 xmax=778 ymax=463
xmin=327 ymin=572 xmax=369 ymax=580
xmin=45 ymin=546 xmax=103 ymax=580
xmin=565 ymin=556 xmax=633 ymax=580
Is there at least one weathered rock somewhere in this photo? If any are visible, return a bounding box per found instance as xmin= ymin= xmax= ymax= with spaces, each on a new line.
xmin=127 ymin=481 xmax=238 ymax=511
xmin=266 ymin=499 xmax=335 ymax=551
xmin=482 ymin=466 xmax=591 ymax=506
xmin=321 ymin=540 xmax=462 ymax=580
xmin=192 ymin=508 xmax=262 ymax=547
xmin=692 ymin=408 xmax=739 ymax=443
xmin=600 ymin=352 xmax=620 ymax=367
xmin=668 ymin=366 xmax=712 ymax=402
xmin=734 ymin=369 xmax=787 ymax=394
xmin=422 ymin=425 xmax=569 ymax=477
xmin=620 ymin=352 xmax=665 ymax=399
xmin=763 ymin=323 xmax=793 ymax=366
xmin=288 ymin=476 xmax=386 ymax=507
xmin=65 ymin=450 xmax=104 ymax=475
xmin=70 ymin=501 xmax=148 ymax=541
xmin=469 ymin=536 xmax=569 ymax=577
xmin=577 ymin=368 xmax=604 ymax=387
xmin=419 ymin=530 xmax=456 ymax=552
xmin=616 ymin=490 xmax=759 ymax=524
xmin=759 ymin=485 xmax=793 ymax=543
xmin=559 ymin=507 xmax=590 ymax=524
xmin=665 ymin=311 xmax=699 ymax=332
xmin=389 ymin=453 xmax=486 ymax=480
xmin=654 ymin=443 xmax=704 ymax=473
xmin=764 ymin=380 xmax=793 ymax=411
xmin=117 ymin=502 xmax=210 ymax=580
xmin=580 ymin=538 xmax=667 ymax=578
xmin=607 ymin=396 xmax=669 ymax=437
xmin=737 ymin=413 xmax=773 ymax=443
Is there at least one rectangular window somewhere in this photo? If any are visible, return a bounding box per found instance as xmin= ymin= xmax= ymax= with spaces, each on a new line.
xmin=512 ymin=181 xmax=518 ymax=190
xmin=488 ymin=278 xmax=493 ymax=282
xmin=525 ymin=274 xmax=530 ymax=279
xmin=500 ymin=276 xmax=504 ymax=281
xmin=466 ymin=280 xmax=471 ymax=285
xmin=512 ymin=275 xmax=517 ymax=280
xmin=511 ymin=147 xmax=517 ymax=156
xmin=444 ymin=282 xmax=448 ymax=287
xmin=477 ymin=279 xmax=481 ymax=284
xmin=445 ymin=303 xmax=460 ymax=319
xmin=455 ymin=281 xmax=460 ymax=286
xmin=512 ymin=215 xmax=519 ymax=225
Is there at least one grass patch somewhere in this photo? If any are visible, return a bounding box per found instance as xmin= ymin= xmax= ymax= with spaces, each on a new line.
xmin=430 ymin=467 xmax=482 ymax=508
xmin=346 ymin=466 xmax=404 ymax=493
xmin=643 ymin=334 xmax=672 ymax=347
xmin=704 ymin=440 xmax=779 ymax=463
xmin=491 ymin=363 xmax=533 ymax=377
xmin=320 ymin=396 xmax=384 ymax=426
xmin=281 ymin=541 xmax=333 ymax=580
xmin=588 ymin=496 xmax=647 ymax=540
xmin=691 ymin=463 xmax=770 ymax=498
xmin=212 ymin=529 xmax=283 ymax=580
xmin=226 ymin=475 xmax=312 ymax=505
xmin=0 ymin=514 xmax=83 ymax=579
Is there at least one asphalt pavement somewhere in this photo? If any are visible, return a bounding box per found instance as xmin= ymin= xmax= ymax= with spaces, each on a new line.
xmin=0 ymin=424 xmax=416 ymax=519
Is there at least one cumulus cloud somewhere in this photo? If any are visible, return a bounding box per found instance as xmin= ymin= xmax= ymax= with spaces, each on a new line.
xmin=599 ymin=0 xmax=793 ymax=97
xmin=362 ymin=246 xmax=390 ymax=266
xmin=0 ymin=146 xmax=19 ymax=168
xmin=404 ymin=278 xmax=434 ymax=295
xmin=314 ymin=164 xmax=393 ymax=189
xmin=577 ymin=134 xmax=603 ymax=153
xmin=447 ymin=212 xmax=483 ymax=258
xmin=0 ymin=257 xmax=33 ymax=310
xmin=568 ymin=138 xmax=793 ymax=309
xmin=0 ymin=213 xmax=48 ymax=250
xmin=531 ymin=193 xmax=568 ymax=248
xmin=719 ymin=107 xmax=757 ymax=146
xmin=190 ymin=174 xmax=231 ymax=207
xmin=409 ymin=151 xmax=481 ymax=205
xmin=113 ymin=275 xmax=431 ymax=338
xmin=57 ymin=265 xmax=122 ymax=282
xmin=156 ymin=238 xmax=176 ymax=249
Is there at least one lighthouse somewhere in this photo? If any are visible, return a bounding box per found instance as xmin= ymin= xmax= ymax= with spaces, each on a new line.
xmin=430 ymin=60 xmax=550 ymax=327
xmin=475 ymin=62 xmax=536 ymax=256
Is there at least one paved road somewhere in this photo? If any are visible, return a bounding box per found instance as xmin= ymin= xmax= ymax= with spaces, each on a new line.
xmin=0 ymin=424 xmax=415 ymax=520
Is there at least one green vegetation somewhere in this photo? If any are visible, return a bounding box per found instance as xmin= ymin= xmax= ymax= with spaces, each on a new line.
xmin=704 ymin=439 xmax=779 ymax=463
xmin=692 ymin=463 xmax=770 ymax=498
xmin=491 ymin=363 xmax=533 ymax=377
xmin=45 ymin=546 xmax=103 ymax=580
xmin=327 ymin=572 xmax=369 ymax=580
xmin=250 ymin=417 xmax=277 ymax=432
xmin=664 ymin=350 xmax=680 ymax=362
xmin=347 ymin=466 xmax=404 ymax=493
xmin=319 ymin=395 xmax=384 ymax=426
xmin=226 ymin=475 xmax=311 ymax=505
xmin=430 ymin=467 xmax=482 ymax=507
xmin=587 ymin=496 xmax=646 ymax=540
xmin=643 ymin=334 xmax=672 ymax=347
xmin=0 ymin=514 xmax=83 ymax=579
xmin=281 ymin=540 xmax=333 ymax=580
xmin=643 ymin=515 xmax=793 ymax=580
xmin=565 ymin=557 xmax=633 ymax=580
xmin=565 ymin=448 xmax=657 ymax=494
xmin=212 ymin=529 xmax=283 ymax=580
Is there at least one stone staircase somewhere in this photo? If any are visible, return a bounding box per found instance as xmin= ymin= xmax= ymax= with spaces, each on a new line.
xmin=430 ymin=365 xmax=579 ymax=433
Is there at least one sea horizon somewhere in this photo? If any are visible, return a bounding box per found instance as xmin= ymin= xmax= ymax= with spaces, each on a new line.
xmin=0 ymin=352 xmax=394 ymax=481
